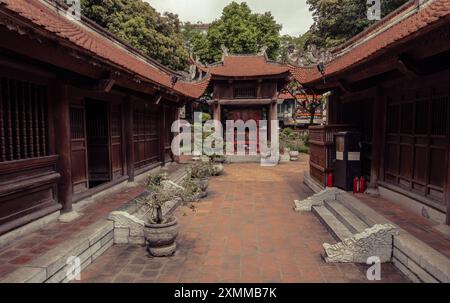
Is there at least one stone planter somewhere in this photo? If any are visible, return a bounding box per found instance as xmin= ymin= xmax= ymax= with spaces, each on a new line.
xmin=213 ymin=155 xmax=226 ymax=163
xmin=144 ymin=217 xmax=179 ymax=257
xmin=289 ymin=150 xmax=299 ymax=161
xmin=212 ymin=164 xmax=224 ymax=176
xmin=192 ymin=177 xmax=209 ymax=193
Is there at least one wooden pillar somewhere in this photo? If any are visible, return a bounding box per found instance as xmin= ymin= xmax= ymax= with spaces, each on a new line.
xmin=327 ymin=89 xmax=340 ymax=125
xmin=159 ymin=103 xmax=166 ymax=166
xmin=367 ymin=87 xmax=384 ymax=195
xmin=124 ymin=98 xmax=135 ymax=182
xmin=54 ymin=83 xmax=73 ymax=213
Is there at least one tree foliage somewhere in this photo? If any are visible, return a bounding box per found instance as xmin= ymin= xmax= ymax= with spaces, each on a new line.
xmin=81 ymin=0 xmax=189 ymax=70
xmin=305 ymin=0 xmax=410 ymax=49
xmin=281 ymin=80 xmax=326 ymax=125
xmin=186 ymin=2 xmax=282 ymax=64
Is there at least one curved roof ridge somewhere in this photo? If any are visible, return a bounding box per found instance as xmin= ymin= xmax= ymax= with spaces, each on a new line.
xmin=290 ymin=0 xmax=449 ymax=84
xmin=0 ymin=0 xmax=207 ymax=99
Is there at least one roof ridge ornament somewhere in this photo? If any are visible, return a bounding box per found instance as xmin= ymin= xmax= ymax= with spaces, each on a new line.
xmin=221 ymin=45 xmax=229 ymax=57
xmin=287 ymin=44 xmax=334 ymax=67
xmin=258 ymin=46 xmax=269 ymax=58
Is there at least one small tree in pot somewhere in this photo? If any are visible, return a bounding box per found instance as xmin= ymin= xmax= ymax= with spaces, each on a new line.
xmin=140 ymin=187 xmax=181 ymax=257
xmin=187 ymin=162 xmax=214 ymax=195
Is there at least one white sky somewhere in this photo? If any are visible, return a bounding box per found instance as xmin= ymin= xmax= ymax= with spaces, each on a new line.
xmin=145 ymin=0 xmax=313 ymax=36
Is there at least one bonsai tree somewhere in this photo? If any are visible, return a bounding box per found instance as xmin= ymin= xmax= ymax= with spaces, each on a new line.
xmin=140 ymin=185 xmax=181 ymax=224
xmin=181 ymin=177 xmax=203 ymax=203
xmin=187 ymin=161 xmax=214 ymax=180
xmin=146 ymin=173 xmax=169 ymax=190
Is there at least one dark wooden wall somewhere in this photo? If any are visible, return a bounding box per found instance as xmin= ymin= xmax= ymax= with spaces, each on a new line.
xmin=0 ymin=63 xmax=181 ymax=236
xmin=381 ymin=71 xmax=449 ymax=211
xmin=0 ymin=66 xmax=60 ymax=235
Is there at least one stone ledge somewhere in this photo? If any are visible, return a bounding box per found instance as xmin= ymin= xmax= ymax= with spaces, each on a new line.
xmin=303 ymin=171 xmax=324 ymax=194
xmin=0 ymin=220 xmax=114 ymax=283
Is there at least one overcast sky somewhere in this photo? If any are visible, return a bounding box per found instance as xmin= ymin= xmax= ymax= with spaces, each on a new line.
xmin=145 ymin=0 xmax=313 ymax=36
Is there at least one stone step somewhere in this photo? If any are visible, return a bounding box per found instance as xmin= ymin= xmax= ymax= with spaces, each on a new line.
xmin=335 ymin=193 xmax=391 ymax=227
xmin=324 ymin=199 xmax=369 ymax=234
xmin=311 ymin=205 xmax=354 ymax=242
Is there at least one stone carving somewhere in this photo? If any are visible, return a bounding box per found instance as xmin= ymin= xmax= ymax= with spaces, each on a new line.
xmin=323 ymin=224 xmax=397 ymax=263
xmin=294 ymin=187 xmax=344 ymax=212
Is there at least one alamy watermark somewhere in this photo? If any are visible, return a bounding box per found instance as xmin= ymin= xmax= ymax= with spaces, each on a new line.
xmin=66 ymin=256 xmax=81 ymax=281
xmin=59 ymin=0 xmax=81 ymax=21
xmin=366 ymin=256 xmax=382 ymax=281
xmin=171 ymin=112 xmax=280 ymax=166
xmin=367 ymin=0 xmax=381 ymax=21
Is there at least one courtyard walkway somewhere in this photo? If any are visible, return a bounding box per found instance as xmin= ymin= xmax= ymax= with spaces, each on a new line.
xmin=79 ymin=155 xmax=406 ymax=283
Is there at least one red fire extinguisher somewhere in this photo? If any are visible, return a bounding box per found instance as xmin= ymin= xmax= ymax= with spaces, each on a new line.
xmin=359 ymin=176 xmax=366 ymax=193
xmin=327 ymin=172 xmax=333 ymax=188
xmin=353 ymin=177 xmax=359 ymax=194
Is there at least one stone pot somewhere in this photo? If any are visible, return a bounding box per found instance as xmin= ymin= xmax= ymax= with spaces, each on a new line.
xmin=213 ymin=155 xmax=226 ymax=163
xmin=212 ymin=164 xmax=224 ymax=176
xmin=192 ymin=177 xmax=209 ymax=193
xmin=144 ymin=217 xmax=179 ymax=257
xmin=289 ymin=150 xmax=299 ymax=161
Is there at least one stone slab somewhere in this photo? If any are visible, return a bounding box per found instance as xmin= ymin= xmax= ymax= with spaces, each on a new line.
xmin=0 ymin=267 xmax=46 ymax=283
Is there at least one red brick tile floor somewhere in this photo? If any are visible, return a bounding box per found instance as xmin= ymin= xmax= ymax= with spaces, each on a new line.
xmin=0 ymin=185 xmax=145 ymax=280
xmin=79 ymin=155 xmax=407 ymax=283
xmin=356 ymin=193 xmax=450 ymax=259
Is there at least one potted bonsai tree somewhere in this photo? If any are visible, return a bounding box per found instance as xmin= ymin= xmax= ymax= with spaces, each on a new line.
xmin=181 ymin=177 xmax=203 ymax=202
xmin=141 ymin=186 xmax=180 ymax=257
xmin=187 ymin=162 xmax=213 ymax=195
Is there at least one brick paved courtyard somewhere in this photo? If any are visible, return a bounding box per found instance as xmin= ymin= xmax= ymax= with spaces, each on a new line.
xmin=79 ymin=156 xmax=407 ymax=283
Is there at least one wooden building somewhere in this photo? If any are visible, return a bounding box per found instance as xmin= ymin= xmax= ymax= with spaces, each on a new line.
xmin=291 ymin=0 xmax=450 ymax=224
xmin=0 ymin=0 xmax=209 ymax=236
xmin=195 ymin=48 xmax=291 ymax=152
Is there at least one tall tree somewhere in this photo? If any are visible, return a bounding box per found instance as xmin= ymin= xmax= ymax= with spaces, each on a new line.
xmin=188 ymin=2 xmax=282 ymax=64
xmin=305 ymin=0 xmax=410 ymax=49
xmin=81 ymin=0 xmax=189 ymax=70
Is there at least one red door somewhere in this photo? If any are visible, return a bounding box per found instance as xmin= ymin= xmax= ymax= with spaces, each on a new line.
xmin=227 ymin=108 xmax=261 ymax=154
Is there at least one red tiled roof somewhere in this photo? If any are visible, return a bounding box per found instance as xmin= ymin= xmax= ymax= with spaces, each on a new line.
xmin=291 ymin=0 xmax=450 ymax=84
xmin=0 ymin=0 xmax=209 ymax=99
xmin=201 ymin=55 xmax=290 ymax=78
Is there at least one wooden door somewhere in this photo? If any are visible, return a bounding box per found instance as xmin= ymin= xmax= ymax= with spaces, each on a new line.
xmin=227 ymin=108 xmax=262 ymax=154
xmin=69 ymin=99 xmax=89 ymax=194
xmin=110 ymin=102 xmax=124 ymax=179
xmin=86 ymin=100 xmax=111 ymax=185
xmin=133 ymin=103 xmax=159 ymax=169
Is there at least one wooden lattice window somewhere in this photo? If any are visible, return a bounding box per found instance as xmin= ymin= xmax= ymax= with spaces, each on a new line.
xmin=234 ymin=87 xmax=256 ymax=99
xmin=0 ymin=77 xmax=48 ymax=162
xmin=70 ymin=108 xmax=85 ymax=139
